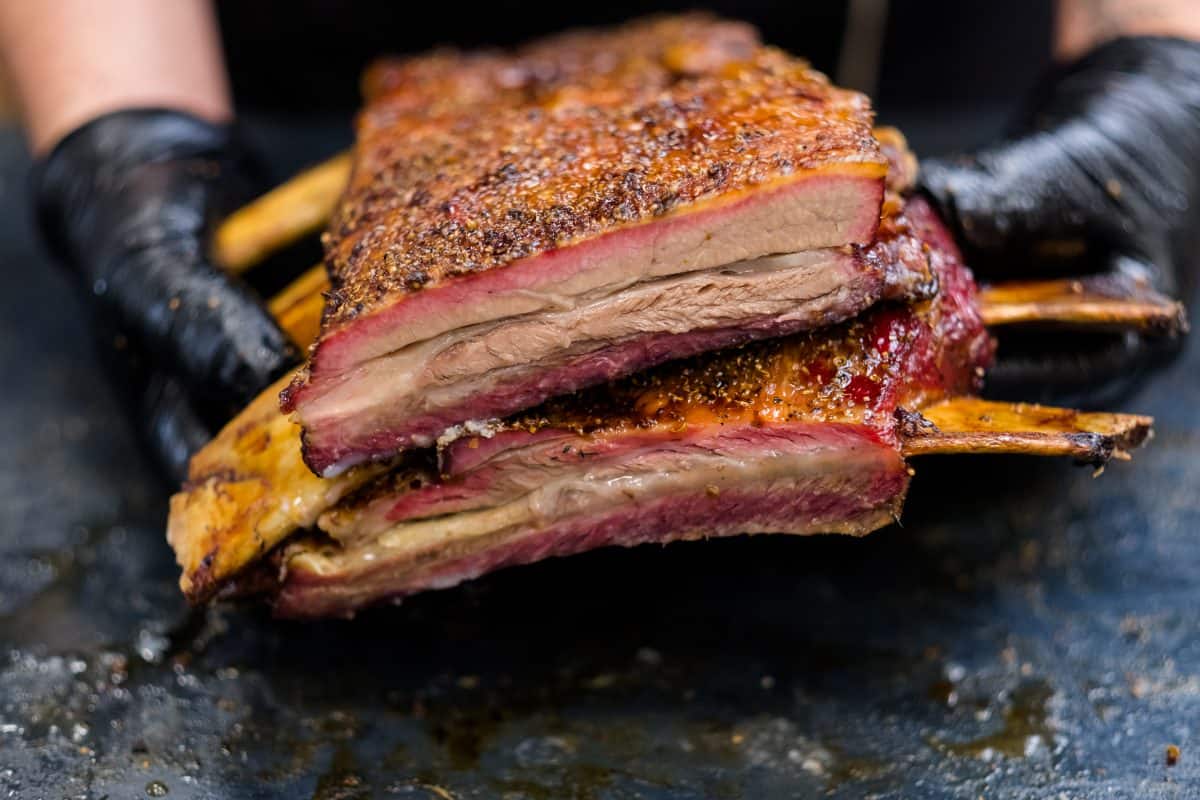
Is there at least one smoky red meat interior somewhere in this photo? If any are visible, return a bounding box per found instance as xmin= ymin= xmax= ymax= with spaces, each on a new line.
xmin=284 ymin=15 xmax=894 ymax=477
xmin=167 ymin=15 xmax=1166 ymax=617
xmin=264 ymin=195 xmax=993 ymax=618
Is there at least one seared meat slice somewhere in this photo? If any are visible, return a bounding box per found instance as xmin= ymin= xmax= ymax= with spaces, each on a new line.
xmin=284 ymin=16 xmax=889 ymax=476
xmin=170 ymin=122 xmax=925 ymax=604
xmin=170 ymin=193 xmax=1155 ymax=612
xmin=284 ymin=430 xmax=911 ymax=617
xmin=268 ymin=198 xmax=993 ymax=617
xmin=288 ymin=249 xmax=890 ymax=476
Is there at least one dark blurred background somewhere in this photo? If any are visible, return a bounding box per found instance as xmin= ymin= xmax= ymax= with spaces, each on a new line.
xmin=217 ymin=0 xmax=1053 ymax=170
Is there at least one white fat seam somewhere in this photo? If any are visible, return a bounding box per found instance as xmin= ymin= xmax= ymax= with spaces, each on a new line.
xmin=436 ymin=418 xmax=504 ymax=449
xmin=298 ymin=441 xmax=897 ymax=574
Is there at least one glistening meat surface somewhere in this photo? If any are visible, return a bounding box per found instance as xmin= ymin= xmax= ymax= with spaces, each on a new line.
xmin=287 ymin=241 xmax=902 ymax=477
xmin=268 ymin=197 xmax=994 ymax=617
xmin=285 ymin=16 xmax=889 ymax=476
xmin=164 ymin=118 xmax=930 ymax=603
xmin=283 ymin=433 xmax=911 ymax=618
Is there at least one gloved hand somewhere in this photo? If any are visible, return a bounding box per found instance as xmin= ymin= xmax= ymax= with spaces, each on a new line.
xmin=33 ymin=109 xmax=299 ymax=482
xmin=921 ymin=36 xmax=1200 ymax=406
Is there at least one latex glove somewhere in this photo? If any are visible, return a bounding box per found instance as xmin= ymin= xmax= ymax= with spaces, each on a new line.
xmin=33 ymin=109 xmax=299 ymax=482
xmin=921 ymin=36 xmax=1200 ymax=406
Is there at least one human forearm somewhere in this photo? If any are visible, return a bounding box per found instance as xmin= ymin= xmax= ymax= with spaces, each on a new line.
xmin=13 ymin=1 xmax=296 ymax=477
xmin=1058 ymin=0 xmax=1200 ymax=58
xmin=0 ymin=0 xmax=230 ymax=153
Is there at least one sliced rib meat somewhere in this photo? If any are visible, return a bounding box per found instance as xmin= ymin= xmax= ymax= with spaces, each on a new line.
xmin=284 ymin=16 xmax=890 ymax=476
xmin=268 ymin=197 xmax=994 ymax=617
xmin=171 ymin=126 xmax=926 ymax=599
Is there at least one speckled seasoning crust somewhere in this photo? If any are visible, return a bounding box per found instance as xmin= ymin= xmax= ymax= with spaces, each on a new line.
xmin=260 ymin=197 xmax=995 ymax=618
xmin=170 ymin=189 xmax=1154 ymax=614
xmin=169 ymin=124 xmax=922 ymax=604
xmin=286 ymin=14 xmax=890 ymax=477
xmin=329 ymin=19 xmax=880 ymax=317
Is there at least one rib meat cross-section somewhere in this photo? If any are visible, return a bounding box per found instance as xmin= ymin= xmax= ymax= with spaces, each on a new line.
xmin=283 ymin=15 xmax=892 ymax=476
xmin=265 ymin=197 xmax=995 ymax=617
xmin=168 ymin=124 xmax=930 ymax=604
xmin=167 ymin=17 xmax=1158 ymax=616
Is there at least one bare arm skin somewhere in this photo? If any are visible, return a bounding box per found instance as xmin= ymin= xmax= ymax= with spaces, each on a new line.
xmin=1059 ymin=0 xmax=1200 ymax=58
xmin=3 ymin=1 xmax=294 ymax=479
xmin=0 ymin=0 xmax=230 ymax=154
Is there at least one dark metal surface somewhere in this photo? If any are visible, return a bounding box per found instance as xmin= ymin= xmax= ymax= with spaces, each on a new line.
xmin=1 ymin=119 xmax=1198 ymax=799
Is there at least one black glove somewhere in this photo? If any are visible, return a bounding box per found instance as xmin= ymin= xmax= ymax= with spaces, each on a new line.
xmin=33 ymin=109 xmax=299 ymax=482
xmin=921 ymin=36 xmax=1200 ymax=406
